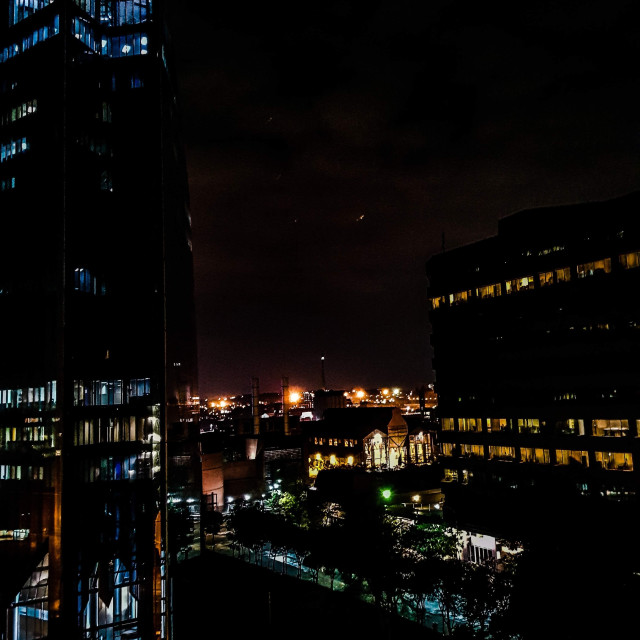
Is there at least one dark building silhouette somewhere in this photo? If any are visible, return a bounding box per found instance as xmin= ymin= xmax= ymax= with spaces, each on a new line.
xmin=426 ymin=192 xmax=640 ymax=542
xmin=0 ymin=1 xmax=200 ymax=638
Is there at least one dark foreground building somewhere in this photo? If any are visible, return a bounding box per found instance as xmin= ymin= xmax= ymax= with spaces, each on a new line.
xmin=0 ymin=1 xmax=200 ymax=638
xmin=426 ymin=192 xmax=640 ymax=543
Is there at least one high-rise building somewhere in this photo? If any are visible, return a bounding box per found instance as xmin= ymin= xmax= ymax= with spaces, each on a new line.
xmin=0 ymin=2 xmax=201 ymax=638
xmin=426 ymin=192 xmax=640 ymax=539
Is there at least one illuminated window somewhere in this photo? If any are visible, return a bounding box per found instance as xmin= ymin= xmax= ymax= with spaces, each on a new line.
xmin=0 ymin=176 xmax=16 ymax=191
xmin=555 ymin=266 xmax=571 ymax=282
xmin=595 ymin=451 xmax=633 ymax=470
xmin=534 ymin=448 xmax=550 ymax=464
xmin=441 ymin=443 xmax=455 ymax=456
xmin=10 ymin=0 xmax=53 ymax=26
xmin=441 ymin=418 xmax=455 ymax=431
xmin=619 ymin=251 xmax=640 ymax=270
xmin=517 ymin=418 xmax=540 ymax=434
xmin=429 ymin=296 xmax=446 ymax=310
xmin=488 ymin=418 xmax=509 ymax=433
xmin=576 ymin=258 xmax=611 ymax=278
xmin=460 ymin=444 xmax=484 ymax=458
xmin=459 ymin=418 xmax=482 ymax=432
xmin=520 ymin=447 xmax=535 ymax=463
xmin=538 ymin=271 xmax=553 ymax=287
xmin=476 ymin=282 xmax=502 ymax=299
xmin=592 ymin=419 xmax=628 ymax=437
xmin=488 ymin=446 xmax=515 ymax=460
xmin=449 ymin=290 xmax=471 ymax=305
xmin=505 ymin=275 xmax=534 ymax=294
xmin=556 ymin=418 xmax=584 ymax=436
xmin=555 ymin=449 xmax=588 ymax=466
xmin=0 ymin=137 xmax=29 ymax=163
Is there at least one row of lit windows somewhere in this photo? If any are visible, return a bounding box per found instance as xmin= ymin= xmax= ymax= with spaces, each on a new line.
xmin=0 ymin=98 xmax=37 ymax=126
xmin=430 ymin=253 xmax=639 ymax=310
xmin=73 ymin=415 xmax=157 ymax=446
xmin=0 ymin=137 xmax=29 ymax=163
xmin=0 ymin=14 xmax=60 ymax=64
xmin=0 ymin=382 xmax=57 ymax=410
xmin=76 ymin=454 xmax=149 ymax=483
xmin=74 ymin=0 xmax=151 ymax=27
xmin=71 ymin=18 xmax=149 ymax=58
xmin=442 ymin=417 xmax=637 ymax=437
xmin=0 ymin=176 xmax=15 ymax=191
xmin=312 ymin=436 xmax=359 ymax=446
xmin=441 ymin=444 xmax=633 ymax=470
xmin=73 ymin=378 xmax=151 ymax=406
xmin=2 ymin=425 xmax=50 ymax=449
xmin=0 ymin=464 xmax=44 ymax=480
xmin=10 ymin=0 xmax=54 ymax=26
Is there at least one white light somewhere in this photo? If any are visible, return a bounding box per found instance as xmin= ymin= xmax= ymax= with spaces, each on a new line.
xmin=141 ymin=36 xmax=148 ymax=45
xmin=227 ymin=496 xmax=234 ymax=502
xmin=244 ymin=494 xmax=250 ymax=501
xmin=122 ymin=44 xmax=131 ymax=54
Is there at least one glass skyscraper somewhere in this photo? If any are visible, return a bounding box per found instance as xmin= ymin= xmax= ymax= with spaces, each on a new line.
xmin=0 ymin=1 xmax=201 ymax=638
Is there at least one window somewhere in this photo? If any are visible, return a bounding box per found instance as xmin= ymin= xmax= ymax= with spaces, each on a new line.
xmin=595 ymin=451 xmax=633 ymax=470
xmin=0 ymin=137 xmax=29 ymax=163
xmin=505 ymin=276 xmax=534 ymax=294
xmin=441 ymin=443 xmax=455 ymax=457
xmin=429 ymin=296 xmax=446 ymax=310
xmin=592 ymin=419 xmax=628 ymax=437
xmin=460 ymin=444 xmax=484 ymax=458
xmin=538 ymin=271 xmax=553 ymax=287
xmin=517 ymin=418 xmax=541 ymax=434
xmin=488 ymin=418 xmax=508 ymax=433
xmin=555 ymin=450 xmax=588 ymax=466
xmin=488 ymin=446 xmax=515 ymax=461
xmin=576 ymin=258 xmax=611 ymax=278
xmin=459 ymin=418 xmax=482 ymax=432
xmin=449 ymin=290 xmax=471 ymax=305
xmin=442 ymin=418 xmax=455 ymax=431
xmin=534 ymin=448 xmax=550 ymax=464
xmin=10 ymin=0 xmax=53 ymax=26
xmin=619 ymin=251 xmax=640 ymax=270
xmin=555 ymin=266 xmax=571 ymax=282
xmin=476 ymin=282 xmax=502 ymax=299
xmin=556 ymin=418 xmax=584 ymax=436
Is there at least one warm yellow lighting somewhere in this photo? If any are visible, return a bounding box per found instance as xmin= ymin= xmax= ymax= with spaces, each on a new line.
xmin=315 ymin=453 xmax=322 ymax=460
xmin=329 ymin=454 xmax=336 ymax=465
xmin=347 ymin=456 xmax=354 ymax=465
xmin=219 ymin=400 xmax=226 ymax=408
xmin=412 ymin=494 xmax=420 ymax=502
xmin=393 ymin=388 xmax=400 ymax=395
xmin=382 ymin=388 xmax=389 ymax=395
xmin=289 ymin=391 xmax=301 ymax=403
xmin=356 ymin=390 xmax=365 ymax=399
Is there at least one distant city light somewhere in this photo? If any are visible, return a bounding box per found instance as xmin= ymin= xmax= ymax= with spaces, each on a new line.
xmin=289 ymin=391 xmax=301 ymax=403
xmin=356 ymin=390 xmax=365 ymax=399
xmin=381 ymin=488 xmax=392 ymax=500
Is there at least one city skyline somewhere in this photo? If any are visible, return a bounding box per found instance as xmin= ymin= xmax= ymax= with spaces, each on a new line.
xmin=168 ymin=1 xmax=640 ymax=396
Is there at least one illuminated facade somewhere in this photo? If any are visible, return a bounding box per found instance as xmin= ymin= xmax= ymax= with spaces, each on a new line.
xmin=0 ymin=1 xmax=200 ymax=638
xmin=426 ymin=192 xmax=640 ymax=529
xmin=304 ymin=407 xmax=434 ymax=477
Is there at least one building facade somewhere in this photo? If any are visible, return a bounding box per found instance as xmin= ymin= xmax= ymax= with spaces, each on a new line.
xmin=0 ymin=1 xmax=200 ymax=638
xmin=426 ymin=192 xmax=640 ymax=535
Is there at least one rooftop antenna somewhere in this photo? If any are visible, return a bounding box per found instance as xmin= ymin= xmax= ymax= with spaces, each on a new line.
xmin=320 ymin=353 xmax=326 ymax=391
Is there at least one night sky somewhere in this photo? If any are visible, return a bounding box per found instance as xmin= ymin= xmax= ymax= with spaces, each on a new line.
xmin=167 ymin=1 xmax=640 ymax=398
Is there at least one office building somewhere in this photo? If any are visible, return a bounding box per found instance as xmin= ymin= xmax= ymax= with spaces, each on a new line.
xmin=0 ymin=1 xmax=200 ymax=638
xmin=426 ymin=192 xmax=640 ymax=538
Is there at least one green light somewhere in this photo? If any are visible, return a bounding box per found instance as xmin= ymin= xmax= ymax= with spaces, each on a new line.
xmin=381 ymin=489 xmax=392 ymax=500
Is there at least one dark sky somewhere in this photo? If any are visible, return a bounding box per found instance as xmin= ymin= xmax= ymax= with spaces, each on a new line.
xmin=167 ymin=1 xmax=640 ymax=398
